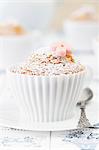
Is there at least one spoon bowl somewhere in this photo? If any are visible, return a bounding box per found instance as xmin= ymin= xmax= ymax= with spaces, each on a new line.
xmin=77 ymin=88 xmax=93 ymax=106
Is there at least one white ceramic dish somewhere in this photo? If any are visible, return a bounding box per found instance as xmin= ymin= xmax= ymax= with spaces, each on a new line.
xmin=93 ymin=38 xmax=99 ymax=75
xmin=0 ymin=87 xmax=98 ymax=131
xmin=64 ymin=20 xmax=99 ymax=51
xmin=0 ymin=33 xmax=33 ymax=69
xmin=7 ymin=67 xmax=85 ymax=123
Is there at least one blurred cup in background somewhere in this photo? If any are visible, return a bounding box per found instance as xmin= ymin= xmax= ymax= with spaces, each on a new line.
xmin=0 ymin=21 xmax=33 ymax=69
xmin=63 ymin=6 xmax=99 ymax=52
xmin=93 ymin=36 xmax=99 ymax=76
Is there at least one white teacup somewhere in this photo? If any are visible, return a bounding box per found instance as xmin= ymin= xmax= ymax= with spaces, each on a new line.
xmin=93 ymin=37 xmax=99 ymax=75
xmin=0 ymin=32 xmax=33 ymax=69
xmin=64 ymin=20 xmax=99 ymax=51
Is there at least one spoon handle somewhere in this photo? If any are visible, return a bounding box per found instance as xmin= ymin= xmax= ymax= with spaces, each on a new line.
xmin=77 ymin=107 xmax=91 ymax=128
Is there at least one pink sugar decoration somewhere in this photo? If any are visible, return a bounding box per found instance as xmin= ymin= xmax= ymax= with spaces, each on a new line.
xmin=51 ymin=41 xmax=68 ymax=57
xmin=56 ymin=46 xmax=66 ymax=56
xmin=66 ymin=44 xmax=72 ymax=53
xmin=51 ymin=46 xmax=56 ymax=52
xmin=56 ymin=50 xmax=66 ymax=57
xmin=51 ymin=42 xmax=71 ymax=57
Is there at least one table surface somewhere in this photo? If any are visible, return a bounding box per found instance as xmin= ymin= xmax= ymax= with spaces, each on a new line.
xmin=0 ymin=52 xmax=99 ymax=150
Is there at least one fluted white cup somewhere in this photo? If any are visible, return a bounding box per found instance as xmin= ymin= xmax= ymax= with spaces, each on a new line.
xmin=0 ymin=33 xmax=33 ymax=69
xmin=64 ymin=20 xmax=99 ymax=51
xmin=7 ymin=69 xmax=85 ymax=123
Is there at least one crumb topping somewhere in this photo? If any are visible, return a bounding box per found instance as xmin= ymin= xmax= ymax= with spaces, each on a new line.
xmin=10 ymin=42 xmax=85 ymax=76
xmin=11 ymin=53 xmax=85 ymax=76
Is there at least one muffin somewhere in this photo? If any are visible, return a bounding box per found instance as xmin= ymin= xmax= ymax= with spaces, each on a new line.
xmin=70 ymin=6 xmax=98 ymax=22
xmin=8 ymin=42 xmax=85 ymax=122
xmin=0 ymin=22 xmax=26 ymax=35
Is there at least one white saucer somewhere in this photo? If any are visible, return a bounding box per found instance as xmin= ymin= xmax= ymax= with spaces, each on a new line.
xmin=0 ymin=87 xmax=99 ymax=131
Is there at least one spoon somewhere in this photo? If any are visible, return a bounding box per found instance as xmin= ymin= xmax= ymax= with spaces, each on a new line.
xmin=77 ymin=88 xmax=93 ymax=128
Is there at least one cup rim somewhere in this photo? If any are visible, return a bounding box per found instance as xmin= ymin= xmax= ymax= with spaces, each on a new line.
xmin=64 ymin=19 xmax=99 ymax=24
xmin=0 ymin=31 xmax=32 ymax=40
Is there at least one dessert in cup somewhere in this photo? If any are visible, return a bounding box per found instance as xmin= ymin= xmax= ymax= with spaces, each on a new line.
xmin=8 ymin=42 xmax=86 ymax=122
